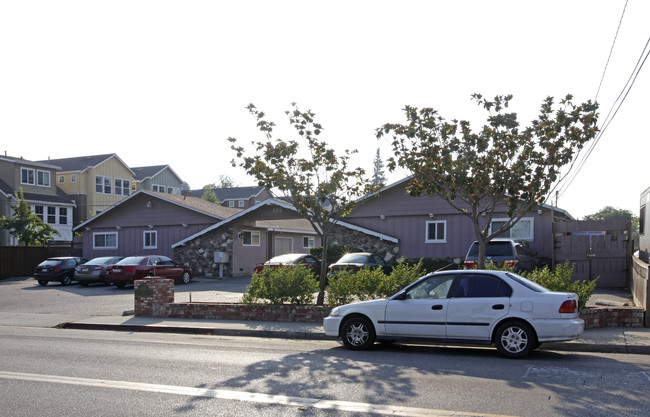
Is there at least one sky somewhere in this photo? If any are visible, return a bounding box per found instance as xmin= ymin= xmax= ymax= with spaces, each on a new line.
xmin=1 ymin=1 xmax=648 ymax=219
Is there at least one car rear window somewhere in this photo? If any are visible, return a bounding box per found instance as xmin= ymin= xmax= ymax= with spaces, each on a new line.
xmin=116 ymin=256 xmax=146 ymax=265
xmin=39 ymin=259 xmax=63 ymax=266
xmin=506 ymin=272 xmax=550 ymax=293
xmin=337 ymin=254 xmax=370 ymax=263
xmin=467 ymin=241 xmax=514 ymax=257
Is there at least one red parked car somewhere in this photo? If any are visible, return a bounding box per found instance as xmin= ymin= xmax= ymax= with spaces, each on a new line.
xmin=106 ymin=255 xmax=193 ymax=288
xmin=253 ymin=253 xmax=322 ymax=276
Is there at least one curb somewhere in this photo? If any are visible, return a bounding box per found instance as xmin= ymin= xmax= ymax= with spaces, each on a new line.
xmin=59 ymin=322 xmax=332 ymax=341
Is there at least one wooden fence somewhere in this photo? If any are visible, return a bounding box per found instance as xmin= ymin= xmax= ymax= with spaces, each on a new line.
xmin=0 ymin=246 xmax=82 ymax=279
xmin=554 ymin=219 xmax=631 ymax=288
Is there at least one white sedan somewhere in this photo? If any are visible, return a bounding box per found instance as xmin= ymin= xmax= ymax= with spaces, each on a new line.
xmin=323 ymin=269 xmax=584 ymax=358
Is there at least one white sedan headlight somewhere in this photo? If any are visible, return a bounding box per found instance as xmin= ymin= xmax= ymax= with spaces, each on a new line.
xmin=329 ymin=307 xmax=341 ymax=317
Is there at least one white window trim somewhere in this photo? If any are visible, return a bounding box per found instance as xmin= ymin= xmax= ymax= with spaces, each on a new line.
xmin=425 ymin=220 xmax=447 ymax=243
xmin=58 ymin=175 xmax=65 ymax=184
xmin=115 ymin=178 xmax=130 ymax=196
xmin=95 ymin=175 xmax=112 ymax=194
xmin=238 ymin=200 xmax=245 ymax=207
xmin=21 ymin=167 xmax=35 ymax=185
xmin=71 ymin=174 xmax=77 ymax=183
xmin=489 ymin=217 xmax=535 ymax=241
xmin=242 ymin=230 xmax=260 ymax=246
xmin=228 ymin=201 xmax=235 ymax=207
xmin=303 ymin=236 xmax=315 ymax=248
xmin=143 ymin=230 xmax=158 ymax=249
xmin=37 ymin=170 xmax=51 ymax=187
xmin=93 ymin=232 xmax=118 ymax=249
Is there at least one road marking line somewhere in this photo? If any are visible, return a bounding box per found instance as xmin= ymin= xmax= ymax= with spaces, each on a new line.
xmin=0 ymin=370 xmax=518 ymax=417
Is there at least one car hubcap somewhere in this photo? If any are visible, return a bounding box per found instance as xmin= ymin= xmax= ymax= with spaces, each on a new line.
xmin=346 ymin=323 xmax=369 ymax=346
xmin=501 ymin=326 xmax=528 ymax=353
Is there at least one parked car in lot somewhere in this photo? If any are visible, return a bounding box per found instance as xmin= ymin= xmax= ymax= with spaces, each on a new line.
xmin=327 ymin=252 xmax=392 ymax=275
xmin=463 ymin=239 xmax=538 ymax=272
xmin=34 ymin=257 xmax=88 ymax=286
xmin=105 ymin=255 xmax=193 ymax=288
xmin=253 ymin=253 xmax=322 ymax=276
xmin=323 ymin=269 xmax=584 ymax=358
xmin=74 ymin=256 xmax=124 ymax=286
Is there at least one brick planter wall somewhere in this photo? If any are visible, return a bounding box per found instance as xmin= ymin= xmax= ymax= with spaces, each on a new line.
xmin=134 ymin=278 xmax=645 ymax=328
xmin=580 ymin=307 xmax=645 ymax=329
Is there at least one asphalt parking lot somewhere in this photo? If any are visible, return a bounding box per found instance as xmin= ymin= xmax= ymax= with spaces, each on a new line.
xmin=0 ymin=275 xmax=251 ymax=317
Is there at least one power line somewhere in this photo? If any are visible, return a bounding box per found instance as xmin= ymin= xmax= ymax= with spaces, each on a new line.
xmin=595 ymin=0 xmax=628 ymax=101
xmin=556 ymin=36 xmax=650 ymax=199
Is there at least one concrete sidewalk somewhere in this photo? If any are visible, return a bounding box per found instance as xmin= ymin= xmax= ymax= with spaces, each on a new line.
xmin=44 ymin=313 xmax=650 ymax=355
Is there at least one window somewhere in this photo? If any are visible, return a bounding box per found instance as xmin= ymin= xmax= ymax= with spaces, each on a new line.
xmin=451 ymin=275 xmax=512 ymax=298
xmin=115 ymin=179 xmax=130 ymax=196
xmin=94 ymin=232 xmax=118 ymax=249
xmin=21 ymin=168 xmax=35 ymax=185
xmin=33 ymin=205 xmax=44 ymax=221
xmin=152 ymin=184 xmax=164 ymax=192
xmin=37 ymin=170 xmax=50 ymax=187
xmin=59 ymin=176 xmax=65 ymax=184
xmin=228 ymin=201 xmax=235 ymax=208
xmin=71 ymin=174 xmax=77 ymax=183
xmin=406 ymin=275 xmax=455 ymax=299
xmin=490 ymin=217 xmax=534 ymax=241
xmin=641 ymin=205 xmax=646 ymax=236
xmin=167 ymin=186 xmax=180 ymax=195
xmin=95 ymin=175 xmax=112 ymax=194
xmin=59 ymin=208 xmax=68 ymax=225
xmin=238 ymin=200 xmax=245 ymax=207
xmin=303 ymin=236 xmax=315 ymax=248
xmin=425 ymin=220 xmax=446 ymax=243
xmin=47 ymin=207 xmax=56 ymax=224
xmin=143 ymin=230 xmax=157 ymax=249
xmin=242 ymin=230 xmax=260 ymax=246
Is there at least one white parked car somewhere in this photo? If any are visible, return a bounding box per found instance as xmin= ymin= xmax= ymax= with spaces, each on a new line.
xmin=324 ymin=270 xmax=584 ymax=358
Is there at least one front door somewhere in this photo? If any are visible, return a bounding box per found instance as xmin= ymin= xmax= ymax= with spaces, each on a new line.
xmin=383 ymin=274 xmax=455 ymax=338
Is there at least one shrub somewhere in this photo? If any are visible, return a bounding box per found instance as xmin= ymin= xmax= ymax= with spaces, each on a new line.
xmin=378 ymin=259 xmax=426 ymax=297
xmin=326 ymin=269 xmax=358 ymax=306
xmin=401 ymin=257 xmax=461 ymax=273
xmin=241 ymin=265 xmax=318 ymax=305
xmin=520 ymin=262 xmax=598 ymax=310
xmin=326 ymin=259 xmax=427 ymax=306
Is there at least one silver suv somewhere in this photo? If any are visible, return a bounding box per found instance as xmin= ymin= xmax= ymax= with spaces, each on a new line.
xmin=463 ymin=239 xmax=538 ymax=272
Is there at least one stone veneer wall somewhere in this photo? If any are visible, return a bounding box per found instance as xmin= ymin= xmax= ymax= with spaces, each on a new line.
xmin=135 ymin=278 xmax=644 ymax=328
xmin=174 ymin=227 xmax=234 ymax=278
xmin=328 ymin=223 xmax=400 ymax=262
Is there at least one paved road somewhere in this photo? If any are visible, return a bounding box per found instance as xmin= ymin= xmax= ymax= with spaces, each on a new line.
xmin=2 ymin=326 xmax=650 ymax=417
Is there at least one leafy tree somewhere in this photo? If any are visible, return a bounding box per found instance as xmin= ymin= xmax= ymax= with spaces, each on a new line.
xmin=216 ymin=174 xmax=237 ymax=188
xmin=377 ymin=94 xmax=599 ymax=268
xmin=0 ymin=188 xmax=60 ymax=246
xmin=201 ymin=184 xmax=220 ymax=204
xmin=584 ymin=206 xmax=638 ymax=229
xmin=372 ymin=148 xmax=387 ymax=186
xmin=229 ymin=103 xmax=380 ymax=305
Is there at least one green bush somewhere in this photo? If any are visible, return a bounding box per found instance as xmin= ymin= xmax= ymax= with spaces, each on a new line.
xmin=325 ymin=259 xmax=427 ymax=306
xmin=325 ymin=269 xmax=358 ymax=306
xmin=401 ymin=257 xmax=461 ymax=273
xmin=242 ymin=265 xmax=318 ymax=305
xmin=378 ymin=259 xmax=426 ymax=297
xmin=520 ymin=262 xmax=597 ymax=310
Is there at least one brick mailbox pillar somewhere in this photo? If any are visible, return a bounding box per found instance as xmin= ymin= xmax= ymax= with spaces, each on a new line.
xmin=134 ymin=278 xmax=174 ymax=317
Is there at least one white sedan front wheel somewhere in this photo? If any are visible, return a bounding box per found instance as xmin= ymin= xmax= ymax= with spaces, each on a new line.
xmin=341 ymin=316 xmax=376 ymax=350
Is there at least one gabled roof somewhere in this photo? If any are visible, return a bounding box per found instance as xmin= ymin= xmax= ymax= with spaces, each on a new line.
xmin=172 ymin=199 xmax=398 ymax=248
xmin=73 ymin=190 xmax=242 ymax=231
xmin=131 ymin=165 xmax=183 ymax=183
xmin=361 ymin=176 xmax=574 ymax=219
xmin=40 ymin=154 xmax=134 ymax=175
xmin=187 ymin=186 xmax=267 ymax=201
